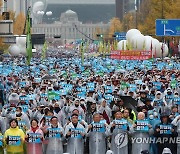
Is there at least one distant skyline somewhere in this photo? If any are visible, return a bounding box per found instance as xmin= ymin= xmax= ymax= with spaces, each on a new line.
xmin=40 ymin=0 xmax=115 ymax=5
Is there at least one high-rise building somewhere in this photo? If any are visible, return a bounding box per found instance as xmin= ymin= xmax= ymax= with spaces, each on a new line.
xmin=6 ymin=0 xmax=27 ymax=17
xmin=116 ymin=0 xmax=138 ymax=21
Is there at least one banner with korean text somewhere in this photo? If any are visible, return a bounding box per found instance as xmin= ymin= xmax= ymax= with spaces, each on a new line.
xmin=111 ymin=50 xmax=152 ymax=60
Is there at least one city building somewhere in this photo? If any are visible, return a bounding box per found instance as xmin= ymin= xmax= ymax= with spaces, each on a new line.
xmin=6 ymin=0 xmax=28 ymax=17
xmin=32 ymin=10 xmax=110 ymax=43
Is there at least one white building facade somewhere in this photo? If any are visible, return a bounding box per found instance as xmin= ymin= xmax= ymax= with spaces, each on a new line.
xmin=32 ymin=10 xmax=110 ymax=43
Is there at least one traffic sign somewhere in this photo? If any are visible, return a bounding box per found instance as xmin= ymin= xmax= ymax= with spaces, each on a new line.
xmin=114 ymin=32 xmax=126 ymax=41
xmin=156 ymin=19 xmax=180 ymax=36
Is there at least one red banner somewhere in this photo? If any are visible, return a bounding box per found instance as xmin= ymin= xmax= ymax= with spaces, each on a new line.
xmin=110 ymin=50 xmax=152 ymax=60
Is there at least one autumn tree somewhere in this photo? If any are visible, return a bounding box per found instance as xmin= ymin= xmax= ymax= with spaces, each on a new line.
xmin=13 ymin=12 xmax=26 ymax=35
xmin=138 ymin=0 xmax=175 ymax=35
xmin=108 ymin=17 xmax=123 ymax=35
xmin=122 ymin=13 xmax=135 ymax=31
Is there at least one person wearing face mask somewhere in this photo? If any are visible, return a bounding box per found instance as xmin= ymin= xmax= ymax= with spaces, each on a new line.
xmin=148 ymin=110 xmax=160 ymax=154
xmin=169 ymin=106 xmax=179 ymax=121
xmin=137 ymin=90 xmax=148 ymax=108
xmin=67 ymin=98 xmax=85 ymax=120
xmin=85 ymin=98 xmax=97 ymax=124
xmin=152 ymin=91 xmax=167 ymax=113
xmin=15 ymin=106 xmax=30 ymax=132
xmin=53 ymin=103 xmax=61 ymax=114
xmin=163 ymin=88 xmax=174 ymax=109
xmin=147 ymin=88 xmax=156 ymax=101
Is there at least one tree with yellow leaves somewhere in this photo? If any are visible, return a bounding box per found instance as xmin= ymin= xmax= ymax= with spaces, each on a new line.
xmin=138 ymin=0 xmax=178 ymax=35
xmin=13 ymin=12 xmax=26 ymax=35
xmin=108 ymin=17 xmax=123 ymax=35
xmin=122 ymin=13 xmax=135 ymax=31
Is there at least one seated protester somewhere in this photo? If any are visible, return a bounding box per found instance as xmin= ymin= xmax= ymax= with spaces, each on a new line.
xmin=4 ymin=119 xmax=25 ymax=154
xmin=131 ymin=112 xmax=153 ymax=154
xmin=169 ymin=106 xmax=179 ymax=121
xmin=87 ymin=113 xmax=109 ymax=154
xmin=110 ymin=111 xmax=130 ymax=154
xmin=45 ymin=116 xmax=64 ymax=154
xmin=154 ymin=113 xmax=178 ymax=154
xmin=98 ymin=99 xmax=112 ymax=124
xmin=64 ymin=114 xmax=86 ymax=154
xmin=152 ymin=91 xmax=167 ymax=113
xmin=26 ymin=119 xmax=44 ymax=154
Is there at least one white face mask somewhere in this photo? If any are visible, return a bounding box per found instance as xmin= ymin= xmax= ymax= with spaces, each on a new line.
xmin=16 ymin=111 xmax=21 ymax=115
xmin=149 ymin=115 xmax=154 ymax=120
xmin=153 ymin=112 xmax=158 ymax=117
xmin=174 ymin=94 xmax=179 ymax=97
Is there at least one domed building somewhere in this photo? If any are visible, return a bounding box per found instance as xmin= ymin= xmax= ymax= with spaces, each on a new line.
xmin=60 ymin=10 xmax=79 ymax=23
xmin=32 ymin=9 xmax=110 ymax=44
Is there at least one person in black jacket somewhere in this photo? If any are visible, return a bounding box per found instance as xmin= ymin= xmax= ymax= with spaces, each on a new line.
xmin=154 ymin=112 xmax=177 ymax=154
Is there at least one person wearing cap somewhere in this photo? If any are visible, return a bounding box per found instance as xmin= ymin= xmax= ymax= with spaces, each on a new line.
xmin=137 ymin=90 xmax=148 ymax=107
xmin=87 ymin=113 xmax=109 ymax=154
xmin=4 ymin=119 xmax=25 ymax=154
xmin=154 ymin=112 xmax=177 ymax=154
xmin=64 ymin=114 xmax=86 ymax=154
xmin=45 ymin=116 xmax=64 ymax=154
xmin=85 ymin=98 xmax=97 ymax=124
xmin=110 ymin=111 xmax=130 ymax=154
xmin=110 ymin=98 xmax=125 ymax=119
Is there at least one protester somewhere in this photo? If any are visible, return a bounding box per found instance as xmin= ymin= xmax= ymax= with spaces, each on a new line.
xmin=4 ymin=119 xmax=25 ymax=154
xmin=26 ymin=119 xmax=43 ymax=154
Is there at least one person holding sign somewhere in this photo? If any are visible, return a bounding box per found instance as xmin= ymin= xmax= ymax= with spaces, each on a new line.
xmin=0 ymin=127 xmax=4 ymax=154
xmin=65 ymin=114 xmax=86 ymax=154
xmin=87 ymin=113 xmax=109 ymax=154
xmin=4 ymin=119 xmax=25 ymax=154
xmin=45 ymin=116 xmax=64 ymax=154
xmin=110 ymin=111 xmax=130 ymax=154
xmin=131 ymin=112 xmax=153 ymax=154
xmin=26 ymin=119 xmax=43 ymax=154
xmin=154 ymin=113 xmax=177 ymax=154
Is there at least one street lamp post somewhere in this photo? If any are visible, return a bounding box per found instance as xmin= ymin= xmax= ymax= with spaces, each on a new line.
xmin=135 ymin=0 xmax=138 ymax=29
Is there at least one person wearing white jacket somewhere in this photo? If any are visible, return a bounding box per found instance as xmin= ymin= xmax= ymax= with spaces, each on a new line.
xmin=64 ymin=114 xmax=86 ymax=154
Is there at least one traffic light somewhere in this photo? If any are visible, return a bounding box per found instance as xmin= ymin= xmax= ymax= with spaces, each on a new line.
xmin=96 ymin=34 xmax=103 ymax=38
xmin=112 ymin=34 xmax=118 ymax=38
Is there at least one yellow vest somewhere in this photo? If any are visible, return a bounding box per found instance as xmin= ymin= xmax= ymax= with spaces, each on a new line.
xmin=4 ymin=127 xmax=25 ymax=153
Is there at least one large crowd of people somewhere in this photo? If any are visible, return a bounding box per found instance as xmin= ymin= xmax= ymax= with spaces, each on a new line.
xmin=0 ymin=55 xmax=179 ymax=154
